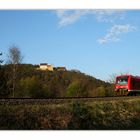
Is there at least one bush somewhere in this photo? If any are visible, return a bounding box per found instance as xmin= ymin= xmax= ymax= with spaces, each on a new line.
xmin=68 ymin=102 xmax=93 ymax=129
xmin=95 ymin=86 xmax=106 ymax=97
xmin=66 ymin=81 xmax=88 ymax=97
xmin=19 ymin=76 xmax=48 ymax=98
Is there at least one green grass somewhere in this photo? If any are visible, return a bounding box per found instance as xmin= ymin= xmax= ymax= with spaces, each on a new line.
xmin=0 ymin=98 xmax=140 ymax=130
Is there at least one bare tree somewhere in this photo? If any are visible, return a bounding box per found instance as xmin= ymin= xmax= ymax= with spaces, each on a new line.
xmin=108 ymin=72 xmax=130 ymax=84
xmin=7 ymin=46 xmax=23 ymax=64
xmin=108 ymin=73 xmax=117 ymax=84
xmin=0 ymin=52 xmax=3 ymax=64
xmin=0 ymin=52 xmax=8 ymax=96
xmin=0 ymin=52 xmax=4 ymax=93
xmin=7 ymin=45 xmax=23 ymax=97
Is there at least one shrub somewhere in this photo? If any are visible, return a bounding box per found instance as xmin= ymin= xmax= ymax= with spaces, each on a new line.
xmin=68 ymin=102 xmax=93 ymax=129
xmin=95 ymin=86 xmax=106 ymax=97
xmin=66 ymin=81 xmax=88 ymax=97
xmin=19 ymin=76 xmax=47 ymax=98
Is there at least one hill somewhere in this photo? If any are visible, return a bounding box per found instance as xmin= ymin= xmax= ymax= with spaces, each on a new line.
xmin=0 ymin=64 xmax=114 ymax=98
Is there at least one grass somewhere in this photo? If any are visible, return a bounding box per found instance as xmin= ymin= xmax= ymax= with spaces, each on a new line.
xmin=0 ymin=98 xmax=140 ymax=130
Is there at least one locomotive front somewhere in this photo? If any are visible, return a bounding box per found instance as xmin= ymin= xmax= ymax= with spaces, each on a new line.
xmin=115 ymin=75 xmax=129 ymax=96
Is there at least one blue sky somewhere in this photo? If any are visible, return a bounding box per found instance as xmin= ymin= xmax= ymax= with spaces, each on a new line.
xmin=0 ymin=10 xmax=140 ymax=81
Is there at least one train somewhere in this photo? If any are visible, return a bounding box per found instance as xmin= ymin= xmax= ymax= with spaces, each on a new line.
xmin=115 ymin=75 xmax=140 ymax=96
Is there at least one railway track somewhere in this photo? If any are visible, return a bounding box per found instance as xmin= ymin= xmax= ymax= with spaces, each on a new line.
xmin=0 ymin=96 xmax=140 ymax=105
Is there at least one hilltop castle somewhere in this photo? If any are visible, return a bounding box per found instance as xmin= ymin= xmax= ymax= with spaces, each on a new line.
xmin=37 ymin=63 xmax=66 ymax=72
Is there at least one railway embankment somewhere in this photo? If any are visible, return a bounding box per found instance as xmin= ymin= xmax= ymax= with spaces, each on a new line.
xmin=0 ymin=97 xmax=140 ymax=130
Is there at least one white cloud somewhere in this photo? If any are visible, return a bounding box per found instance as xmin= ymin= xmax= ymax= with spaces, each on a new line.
xmin=94 ymin=10 xmax=125 ymax=23
xmin=55 ymin=10 xmax=92 ymax=27
xmin=55 ymin=10 xmax=136 ymax=45
xmin=55 ymin=10 xmax=125 ymax=27
xmin=98 ymin=24 xmax=136 ymax=44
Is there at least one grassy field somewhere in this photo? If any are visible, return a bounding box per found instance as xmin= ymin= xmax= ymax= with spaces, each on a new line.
xmin=0 ymin=97 xmax=140 ymax=130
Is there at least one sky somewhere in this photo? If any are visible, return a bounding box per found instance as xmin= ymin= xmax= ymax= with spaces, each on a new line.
xmin=0 ymin=10 xmax=140 ymax=81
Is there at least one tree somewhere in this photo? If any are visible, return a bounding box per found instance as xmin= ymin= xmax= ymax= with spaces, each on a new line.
xmin=66 ymin=81 xmax=88 ymax=97
xmin=7 ymin=46 xmax=23 ymax=64
xmin=7 ymin=45 xmax=23 ymax=97
xmin=95 ymin=86 xmax=106 ymax=97
xmin=0 ymin=52 xmax=3 ymax=64
xmin=108 ymin=72 xmax=130 ymax=84
xmin=19 ymin=76 xmax=48 ymax=98
xmin=0 ymin=52 xmax=4 ymax=94
xmin=0 ymin=52 xmax=9 ymax=96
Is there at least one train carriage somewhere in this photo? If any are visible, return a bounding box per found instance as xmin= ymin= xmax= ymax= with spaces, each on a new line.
xmin=115 ymin=75 xmax=140 ymax=96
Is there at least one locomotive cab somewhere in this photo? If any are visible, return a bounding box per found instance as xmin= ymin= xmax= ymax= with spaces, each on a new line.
xmin=115 ymin=75 xmax=129 ymax=96
xmin=115 ymin=75 xmax=140 ymax=96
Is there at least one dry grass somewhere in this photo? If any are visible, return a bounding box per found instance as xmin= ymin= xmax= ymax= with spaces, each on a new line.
xmin=0 ymin=98 xmax=140 ymax=130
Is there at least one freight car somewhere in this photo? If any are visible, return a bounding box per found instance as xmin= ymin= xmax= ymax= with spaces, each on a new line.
xmin=115 ymin=75 xmax=140 ymax=96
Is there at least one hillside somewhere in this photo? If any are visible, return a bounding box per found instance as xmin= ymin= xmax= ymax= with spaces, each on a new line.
xmin=0 ymin=64 xmax=114 ymax=98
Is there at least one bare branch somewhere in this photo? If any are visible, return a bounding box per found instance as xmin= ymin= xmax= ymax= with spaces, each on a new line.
xmin=7 ymin=45 xmax=23 ymax=64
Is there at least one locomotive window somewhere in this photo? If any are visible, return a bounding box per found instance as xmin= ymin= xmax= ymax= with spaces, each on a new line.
xmin=117 ymin=77 xmax=128 ymax=85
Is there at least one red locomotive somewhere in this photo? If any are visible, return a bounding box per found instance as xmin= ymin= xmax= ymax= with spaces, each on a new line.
xmin=115 ymin=75 xmax=140 ymax=96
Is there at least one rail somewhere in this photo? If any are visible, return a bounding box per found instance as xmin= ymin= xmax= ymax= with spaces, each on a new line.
xmin=0 ymin=96 xmax=140 ymax=105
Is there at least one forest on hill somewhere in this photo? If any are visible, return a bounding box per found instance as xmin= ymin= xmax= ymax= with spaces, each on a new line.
xmin=0 ymin=46 xmax=115 ymax=98
xmin=0 ymin=64 xmax=114 ymax=98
